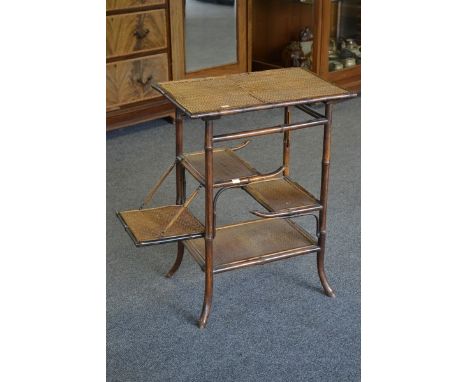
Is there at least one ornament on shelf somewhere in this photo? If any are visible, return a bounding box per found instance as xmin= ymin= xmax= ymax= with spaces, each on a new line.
xmin=329 ymin=60 xmax=344 ymax=71
xmin=281 ymin=26 xmax=314 ymax=69
xmin=281 ymin=41 xmax=307 ymax=68
xmin=299 ymin=26 xmax=313 ymax=56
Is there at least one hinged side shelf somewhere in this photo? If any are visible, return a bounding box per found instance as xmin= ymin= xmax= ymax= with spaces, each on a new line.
xmin=117 ymin=206 xmax=204 ymax=246
xmin=181 ymin=147 xmax=259 ymax=187
xmin=244 ymin=177 xmax=322 ymax=218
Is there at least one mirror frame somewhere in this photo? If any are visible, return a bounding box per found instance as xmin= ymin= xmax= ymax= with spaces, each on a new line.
xmin=170 ymin=0 xmax=249 ymax=80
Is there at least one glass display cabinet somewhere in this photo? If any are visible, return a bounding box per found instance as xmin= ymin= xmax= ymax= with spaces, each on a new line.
xmin=251 ymin=0 xmax=361 ymax=91
xmin=318 ymin=0 xmax=361 ymax=90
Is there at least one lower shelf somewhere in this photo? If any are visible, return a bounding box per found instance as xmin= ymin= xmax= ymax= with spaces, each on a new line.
xmin=184 ymin=218 xmax=319 ymax=273
xmin=117 ymin=205 xmax=204 ymax=246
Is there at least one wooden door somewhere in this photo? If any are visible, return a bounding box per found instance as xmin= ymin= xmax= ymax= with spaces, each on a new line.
xmin=170 ymin=0 xmax=248 ymax=80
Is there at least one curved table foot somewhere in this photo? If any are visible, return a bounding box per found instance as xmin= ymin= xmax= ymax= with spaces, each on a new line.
xmin=198 ymin=299 xmax=212 ymax=329
xmin=198 ymin=280 xmax=213 ymax=329
xmin=165 ymin=242 xmax=184 ymax=278
xmin=198 ymin=274 xmax=213 ymax=328
xmin=317 ymin=250 xmax=336 ymax=298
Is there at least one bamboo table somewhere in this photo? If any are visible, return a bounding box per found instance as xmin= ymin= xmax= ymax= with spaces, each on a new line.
xmin=118 ymin=68 xmax=356 ymax=328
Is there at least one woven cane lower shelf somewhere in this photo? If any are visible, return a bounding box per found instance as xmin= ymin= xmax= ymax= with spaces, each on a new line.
xmin=181 ymin=147 xmax=259 ymax=186
xmin=117 ymin=206 xmax=204 ymax=246
xmin=184 ymin=218 xmax=319 ymax=274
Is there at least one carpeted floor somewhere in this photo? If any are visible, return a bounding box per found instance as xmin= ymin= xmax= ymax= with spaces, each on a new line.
xmin=107 ymin=97 xmax=361 ymax=382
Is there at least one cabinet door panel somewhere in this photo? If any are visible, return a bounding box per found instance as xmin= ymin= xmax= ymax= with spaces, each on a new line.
xmin=106 ymin=54 xmax=168 ymax=108
xmin=107 ymin=10 xmax=167 ymax=58
xmin=106 ymin=0 xmax=164 ymax=11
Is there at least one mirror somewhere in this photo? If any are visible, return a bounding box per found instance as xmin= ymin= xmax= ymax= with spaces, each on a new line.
xmin=184 ymin=0 xmax=238 ymax=73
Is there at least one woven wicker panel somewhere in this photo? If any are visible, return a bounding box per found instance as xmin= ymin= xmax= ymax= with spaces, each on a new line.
xmin=185 ymin=218 xmax=318 ymax=273
xmin=245 ymin=177 xmax=321 ymax=212
xmin=157 ymin=68 xmax=349 ymax=115
xmin=183 ymin=148 xmax=259 ymax=185
xmin=119 ymin=206 xmax=204 ymax=244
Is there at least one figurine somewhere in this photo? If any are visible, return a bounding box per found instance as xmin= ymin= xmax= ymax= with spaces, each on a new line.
xmin=345 ymin=38 xmax=361 ymax=58
xmin=345 ymin=38 xmax=358 ymax=50
xmin=299 ymin=27 xmax=313 ymax=56
xmin=282 ymin=41 xmax=307 ymax=68
xmin=342 ymin=57 xmax=356 ymax=68
xmin=339 ymin=48 xmax=354 ymax=59
xmin=328 ymin=38 xmax=338 ymax=59
xmin=329 ymin=60 xmax=344 ymax=71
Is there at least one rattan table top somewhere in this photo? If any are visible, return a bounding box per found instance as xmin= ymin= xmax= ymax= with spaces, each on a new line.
xmin=153 ymin=68 xmax=355 ymax=119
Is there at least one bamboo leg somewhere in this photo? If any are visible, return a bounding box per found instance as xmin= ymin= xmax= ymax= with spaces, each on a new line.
xmin=175 ymin=109 xmax=186 ymax=205
xmin=199 ymin=119 xmax=214 ymax=328
xmin=166 ymin=109 xmax=186 ymax=278
xmin=283 ymin=106 xmax=291 ymax=176
xmin=317 ymin=103 xmax=336 ymax=298
xmin=166 ymin=243 xmax=184 ymax=278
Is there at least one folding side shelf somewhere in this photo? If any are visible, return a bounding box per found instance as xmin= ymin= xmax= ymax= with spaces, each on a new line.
xmin=244 ymin=177 xmax=322 ymax=216
xmin=184 ymin=218 xmax=319 ymax=273
xmin=117 ymin=205 xmax=204 ymax=246
xmin=181 ymin=147 xmax=259 ymax=187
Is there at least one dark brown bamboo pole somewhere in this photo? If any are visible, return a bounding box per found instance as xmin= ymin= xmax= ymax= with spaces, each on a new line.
xmin=283 ymin=106 xmax=291 ymax=176
xmin=140 ymin=161 xmax=175 ymax=209
xmin=166 ymin=109 xmax=186 ymax=278
xmin=199 ymin=119 xmax=214 ymax=328
xmin=212 ymin=118 xmax=327 ymax=143
xmin=160 ymin=187 xmax=200 ymax=235
xmin=175 ymin=109 xmax=186 ymax=205
xmin=295 ymin=104 xmax=326 ymax=119
xmin=317 ymin=102 xmax=336 ymax=298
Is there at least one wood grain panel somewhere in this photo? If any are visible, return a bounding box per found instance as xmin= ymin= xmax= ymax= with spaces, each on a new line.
xmin=106 ymin=98 xmax=174 ymax=131
xmin=169 ymin=0 xmax=185 ymax=80
xmin=106 ymin=0 xmax=164 ymax=12
xmin=107 ymin=10 xmax=167 ymax=59
xmin=252 ymin=0 xmax=315 ymax=66
xmin=107 ymin=53 xmax=168 ymax=108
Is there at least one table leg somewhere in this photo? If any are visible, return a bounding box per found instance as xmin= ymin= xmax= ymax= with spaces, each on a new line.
xmin=166 ymin=109 xmax=186 ymax=278
xmin=317 ymin=103 xmax=336 ymax=298
xmin=199 ymin=119 xmax=214 ymax=328
xmin=283 ymin=106 xmax=291 ymax=176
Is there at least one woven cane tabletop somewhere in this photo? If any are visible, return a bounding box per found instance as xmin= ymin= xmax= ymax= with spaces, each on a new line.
xmin=153 ymin=68 xmax=354 ymax=118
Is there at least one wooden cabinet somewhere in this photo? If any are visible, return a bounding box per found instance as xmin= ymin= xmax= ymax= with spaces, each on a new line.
xmin=106 ymin=53 xmax=169 ymax=107
xmin=106 ymin=1 xmax=173 ymax=131
xmin=106 ymin=10 xmax=168 ymax=58
xmin=251 ymin=0 xmax=361 ymax=91
xmin=106 ymin=0 xmax=165 ymax=12
xmin=106 ymin=0 xmax=359 ymax=131
xmin=107 ymin=0 xmax=250 ymax=131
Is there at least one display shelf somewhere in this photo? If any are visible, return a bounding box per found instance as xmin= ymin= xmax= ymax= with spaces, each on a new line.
xmin=251 ymin=0 xmax=361 ymax=91
xmin=181 ymin=147 xmax=259 ymax=187
xmin=184 ymin=218 xmax=319 ymax=274
xmin=117 ymin=205 xmax=204 ymax=246
xmin=244 ymin=177 xmax=322 ymax=218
